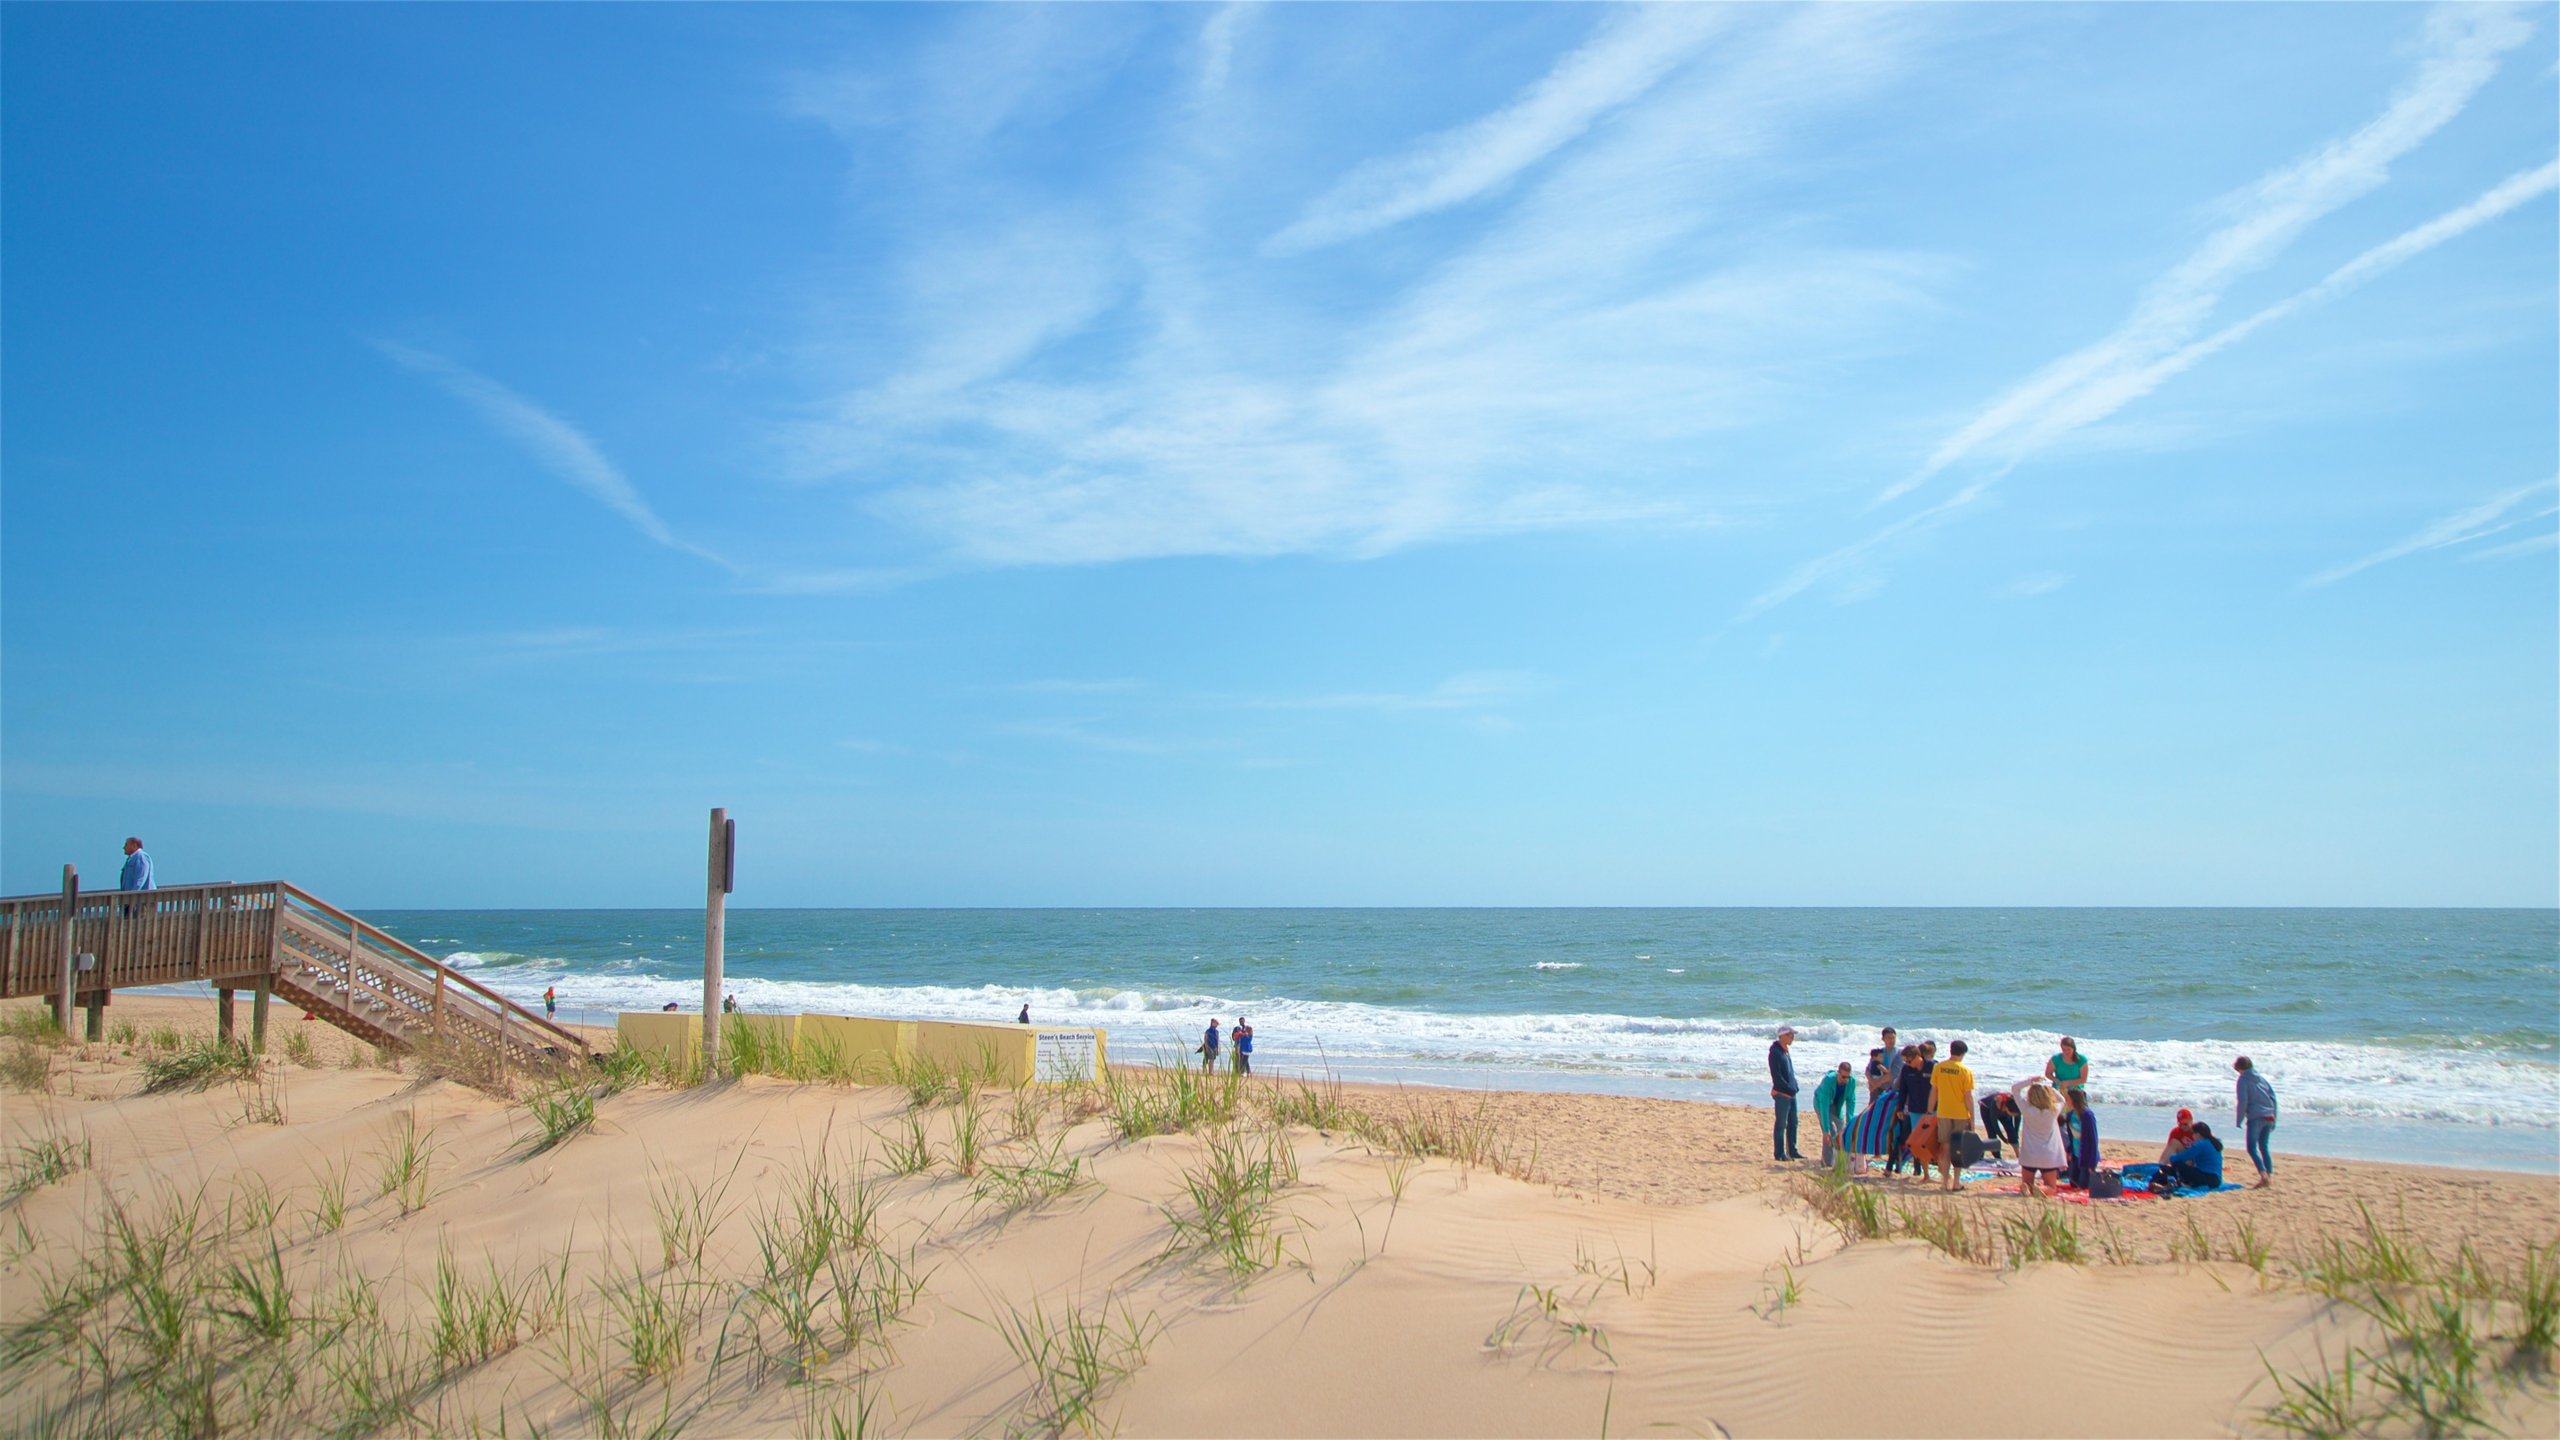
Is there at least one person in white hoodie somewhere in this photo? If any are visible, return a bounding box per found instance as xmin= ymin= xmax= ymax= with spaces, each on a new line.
xmin=2010 ymin=1078 xmax=2068 ymax=1200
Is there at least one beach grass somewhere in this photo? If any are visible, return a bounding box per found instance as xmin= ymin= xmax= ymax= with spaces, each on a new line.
xmin=3 ymin=1119 xmax=89 ymax=1200
xmin=990 ymin=1292 xmax=1157 ymax=1438
xmin=138 ymin=1035 xmax=257 ymax=1092
xmin=1161 ymin=1122 xmax=1300 ymax=1278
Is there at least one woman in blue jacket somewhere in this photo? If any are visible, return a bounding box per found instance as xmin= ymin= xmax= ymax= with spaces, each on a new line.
xmin=2063 ymin=1088 xmax=2100 ymax=1191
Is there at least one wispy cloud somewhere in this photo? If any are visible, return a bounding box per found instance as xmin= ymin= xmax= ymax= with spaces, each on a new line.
xmin=1266 ymin=3 xmax=1732 ymax=254
xmin=1221 ymin=669 xmax=1547 ymax=713
xmin=374 ymin=341 xmax=732 ymax=570
xmin=1737 ymin=74 xmax=2554 ymax=626
xmin=2301 ymin=476 xmax=2560 ymax=587
xmin=777 ymin=4 xmax=1942 ymax=571
xmin=1196 ymin=2 xmax=1258 ymax=96
xmin=1875 ymin=2 xmax=2535 ymax=509
xmin=1998 ymin=572 xmax=2073 ymax=600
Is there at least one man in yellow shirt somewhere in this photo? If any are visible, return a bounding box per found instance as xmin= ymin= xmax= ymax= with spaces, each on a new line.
xmin=1930 ymin=1039 xmax=1977 ymax=1192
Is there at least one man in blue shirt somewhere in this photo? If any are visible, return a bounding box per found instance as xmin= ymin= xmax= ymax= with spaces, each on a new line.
xmin=119 ymin=838 xmax=154 ymax=891
xmin=1199 ymin=1019 xmax=1221 ymax=1072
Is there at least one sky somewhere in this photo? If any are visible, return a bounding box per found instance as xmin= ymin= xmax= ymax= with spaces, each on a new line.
xmin=3 ymin=2 xmax=2554 ymax=909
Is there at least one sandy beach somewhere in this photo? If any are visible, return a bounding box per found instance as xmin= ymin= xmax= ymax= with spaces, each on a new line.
xmin=4 ymin=994 xmax=2554 ymax=1438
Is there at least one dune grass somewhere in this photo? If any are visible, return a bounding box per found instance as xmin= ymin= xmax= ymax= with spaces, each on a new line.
xmin=1160 ymin=1122 xmax=1301 ymax=1278
xmin=3 ymin=1119 xmax=90 ymax=1200
xmin=990 ymin=1292 xmax=1157 ymax=1439
xmin=138 ymin=1035 xmax=257 ymax=1093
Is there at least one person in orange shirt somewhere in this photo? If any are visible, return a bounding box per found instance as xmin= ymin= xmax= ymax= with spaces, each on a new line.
xmin=1929 ymin=1039 xmax=1977 ymax=1192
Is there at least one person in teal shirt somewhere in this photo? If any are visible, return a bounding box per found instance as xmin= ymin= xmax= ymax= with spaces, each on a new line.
xmin=2045 ymin=1037 xmax=2090 ymax=1098
xmin=1812 ymin=1061 xmax=1856 ymax=1166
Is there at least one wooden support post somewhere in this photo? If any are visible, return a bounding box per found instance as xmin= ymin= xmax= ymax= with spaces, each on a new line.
xmin=84 ymin=991 xmax=104 ymax=1042
xmin=251 ymin=981 xmax=271 ymax=1054
xmin=702 ymin=807 xmax=730 ymax=1078
xmin=55 ymin=866 xmax=77 ymax=1035
xmin=217 ymin=988 xmax=235 ymax=1043
xmin=433 ymin=967 xmax=447 ymax=1041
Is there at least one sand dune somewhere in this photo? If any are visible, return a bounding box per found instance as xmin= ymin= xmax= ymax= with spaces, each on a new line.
xmin=2 ymin=995 xmax=2552 ymax=1438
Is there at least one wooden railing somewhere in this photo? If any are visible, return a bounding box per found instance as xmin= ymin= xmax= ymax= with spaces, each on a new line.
xmin=270 ymin=883 xmax=591 ymax=1065
xmin=0 ymin=880 xmax=589 ymax=1067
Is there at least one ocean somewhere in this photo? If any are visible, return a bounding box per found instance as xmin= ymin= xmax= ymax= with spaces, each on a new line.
xmin=364 ymin=906 xmax=2557 ymax=1174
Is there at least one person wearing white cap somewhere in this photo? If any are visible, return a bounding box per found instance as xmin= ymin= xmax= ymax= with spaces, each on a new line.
xmin=1767 ymin=1025 xmax=1802 ymax=1161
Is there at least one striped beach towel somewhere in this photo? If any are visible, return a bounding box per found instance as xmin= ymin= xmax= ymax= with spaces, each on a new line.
xmin=1847 ymin=1091 xmax=1902 ymax=1156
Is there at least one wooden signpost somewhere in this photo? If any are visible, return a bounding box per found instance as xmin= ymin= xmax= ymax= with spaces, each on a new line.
xmin=701 ymin=808 xmax=733 ymax=1075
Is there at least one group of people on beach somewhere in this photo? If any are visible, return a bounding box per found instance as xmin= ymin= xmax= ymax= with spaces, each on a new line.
xmin=1197 ymin=1016 xmax=1254 ymax=1075
xmin=1769 ymin=1025 xmax=2280 ymax=1197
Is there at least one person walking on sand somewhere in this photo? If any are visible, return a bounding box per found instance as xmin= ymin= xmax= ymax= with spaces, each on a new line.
xmin=2235 ymin=1055 xmax=2279 ymax=1188
xmin=1198 ymin=1018 xmax=1221 ymax=1072
xmin=2010 ymin=1078 xmax=2067 ymax=1200
xmin=119 ymin=837 xmax=155 ymax=892
xmin=1813 ymin=1061 xmax=1855 ymax=1168
xmin=1930 ymin=1039 xmax=1977 ymax=1192
xmin=544 ymin=986 xmax=557 ymax=1021
xmin=1767 ymin=1026 xmax=1802 ymax=1161
xmin=1232 ymin=1016 xmax=1254 ymax=1076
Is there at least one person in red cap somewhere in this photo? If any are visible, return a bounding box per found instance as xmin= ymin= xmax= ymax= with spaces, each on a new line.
xmin=2159 ymin=1107 xmax=2198 ymax=1163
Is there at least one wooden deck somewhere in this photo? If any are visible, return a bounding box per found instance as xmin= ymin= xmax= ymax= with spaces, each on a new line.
xmin=0 ymin=880 xmax=590 ymax=1070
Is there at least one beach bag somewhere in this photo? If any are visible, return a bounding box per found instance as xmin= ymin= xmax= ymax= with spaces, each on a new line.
xmin=2089 ymin=1169 xmax=2124 ymax=1199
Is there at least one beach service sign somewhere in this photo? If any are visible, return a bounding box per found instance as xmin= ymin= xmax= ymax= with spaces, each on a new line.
xmin=1034 ymin=1030 xmax=1099 ymax=1084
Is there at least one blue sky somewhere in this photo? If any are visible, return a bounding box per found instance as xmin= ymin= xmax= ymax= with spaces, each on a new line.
xmin=4 ymin=2 xmax=2553 ymax=908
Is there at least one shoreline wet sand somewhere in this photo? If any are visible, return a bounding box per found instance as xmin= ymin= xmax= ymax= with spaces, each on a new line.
xmin=4 ymin=993 xmax=2554 ymax=1437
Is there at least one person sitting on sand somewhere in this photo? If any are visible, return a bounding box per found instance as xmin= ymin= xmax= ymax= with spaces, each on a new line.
xmin=1930 ymin=1040 xmax=1977 ymax=1192
xmin=2235 ymin=1055 xmax=2278 ymax=1190
xmin=2011 ymin=1078 xmax=2067 ymax=1199
xmin=2064 ymin=1089 xmax=2101 ymax=1191
xmin=2157 ymin=1122 xmax=2224 ymax=1191
xmin=2046 ymin=1036 xmax=2090 ymax=1100
xmin=1813 ymin=1061 xmax=1856 ymax=1167
xmin=1978 ymin=1090 xmax=2021 ymax=1156
xmin=2160 ymin=1107 xmax=2197 ymax=1163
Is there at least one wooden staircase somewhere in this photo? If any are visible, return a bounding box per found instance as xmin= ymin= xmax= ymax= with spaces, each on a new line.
xmin=0 ymin=880 xmax=590 ymax=1072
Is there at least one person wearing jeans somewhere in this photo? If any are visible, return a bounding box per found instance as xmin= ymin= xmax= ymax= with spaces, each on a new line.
xmin=2235 ymin=1055 xmax=2279 ymax=1188
xmin=1767 ymin=1026 xmax=1801 ymax=1161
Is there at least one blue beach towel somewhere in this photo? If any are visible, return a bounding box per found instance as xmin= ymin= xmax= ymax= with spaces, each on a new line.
xmin=2120 ymin=1162 xmax=2244 ymax=1198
